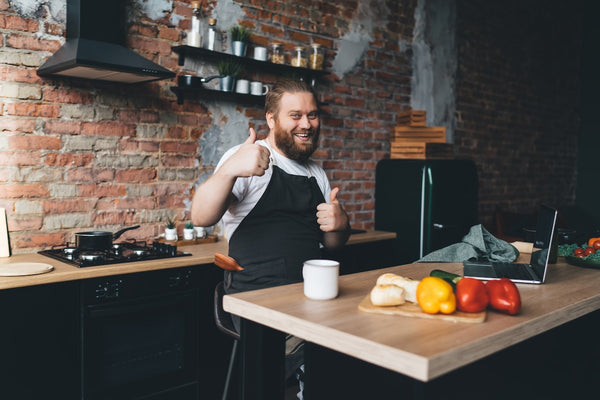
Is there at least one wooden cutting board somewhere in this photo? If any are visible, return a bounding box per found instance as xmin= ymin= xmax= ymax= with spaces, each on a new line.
xmin=0 ymin=262 xmax=54 ymax=277
xmin=358 ymin=295 xmax=486 ymax=323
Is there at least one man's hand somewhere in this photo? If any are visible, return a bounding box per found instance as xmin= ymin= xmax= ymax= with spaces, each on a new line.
xmin=316 ymin=187 xmax=349 ymax=232
xmin=218 ymin=128 xmax=271 ymax=178
xmin=191 ymin=128 xmax=269 ymax=227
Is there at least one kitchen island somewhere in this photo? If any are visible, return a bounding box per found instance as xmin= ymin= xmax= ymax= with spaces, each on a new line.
xmin=224 ymin=255 xmax=600 ymax=399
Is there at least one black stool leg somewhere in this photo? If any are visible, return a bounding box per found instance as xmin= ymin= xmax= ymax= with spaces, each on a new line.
xmin=222 ymin=339 xmax=238 ymax=400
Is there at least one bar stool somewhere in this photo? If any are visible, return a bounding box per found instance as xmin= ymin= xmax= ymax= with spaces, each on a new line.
xmin=213 ymin=281 xmax=240 ymax=400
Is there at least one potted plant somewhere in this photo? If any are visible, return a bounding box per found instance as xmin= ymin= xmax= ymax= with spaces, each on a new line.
xmin=194 ymin=224 xmax=206 ymax=239
xmin=229 ymin=24 xmax=251 ymax=56
xmin=183 ymin=222 xmax=195 ymax=241
xmin=165 ymin=218 xmax=178 ymax=241
xmin=217 ymin=61 xmax=243 ymax=92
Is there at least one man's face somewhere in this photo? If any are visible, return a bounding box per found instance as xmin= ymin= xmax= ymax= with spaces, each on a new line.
xmin=267 ymin=92 xmax=320 ymax=162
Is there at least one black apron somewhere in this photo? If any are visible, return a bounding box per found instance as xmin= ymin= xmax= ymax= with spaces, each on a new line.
xmin=224 ymin=163 xmax=325 ymax=295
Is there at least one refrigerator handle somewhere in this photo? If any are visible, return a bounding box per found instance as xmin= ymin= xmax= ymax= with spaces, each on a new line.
xmin=432 ymin=223 xmax=459 ymax=230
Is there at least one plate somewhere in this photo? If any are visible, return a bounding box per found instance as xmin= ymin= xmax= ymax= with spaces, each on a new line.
xmin=564 ymin=255 xmax=600 ymax=269
xmin=0 ymin=262 xmax=54 ymax=276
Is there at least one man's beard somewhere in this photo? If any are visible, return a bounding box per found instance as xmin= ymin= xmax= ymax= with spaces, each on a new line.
xmin=273 ymin=121 xmax=320 ymax=162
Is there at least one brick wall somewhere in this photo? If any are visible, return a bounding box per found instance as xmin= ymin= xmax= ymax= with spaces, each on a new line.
xmin=0 ymin=0 xmax=416 ymax=252
xmin=454 ymin=0 xmax=582 ymax=227
xmin=0 ymin=0 xmax=584 ymax=253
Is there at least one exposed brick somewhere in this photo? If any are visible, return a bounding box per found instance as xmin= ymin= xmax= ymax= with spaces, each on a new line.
xmin=81 ymin=121 xmax=136 ymax=137
xmin=8 ymin=134 xmax=61 ymax=150
xmin=43 ymin=199 xmax=96 ymax=214
xmin=44 ymin=119 xmax=82 ymax=135
xmin=1 ymin=183 xmax=48 ymax=198
xmin=8 ymin=215 xmax=43 ymax=231
xmin=115 ymin=169 xmax=157 ymax=183
xmin=5 ymin=102 xmax=60 ymax=117
xmin=0 ymin=151 xmax=41 ymax=166
xmin=42 ymin=87 xmax=94 ymax=104
xmin=0 ymin=118 xmax=36 ymax=133
xmin=0 ymin=14 xmax=39 ymax=32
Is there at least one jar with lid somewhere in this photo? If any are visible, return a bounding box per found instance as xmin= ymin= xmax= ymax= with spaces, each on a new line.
xmin=186 ymin=1 xmax=203 ymax=47
xmin=291 ymin=46 xmax=307 ymax=68
xmin=205 ymin=17 xmax=220 ymax=51
xmin=270 ymin=43 xmax=285 ymax=64
xmin=309 ymin=43 xmax=324 ymax=70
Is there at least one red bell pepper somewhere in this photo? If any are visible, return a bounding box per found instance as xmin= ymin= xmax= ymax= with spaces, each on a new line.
xmin=455 ymin=277 xmax=489 ymax=313
xmin=485 ymin=278 xmax=522 ymax=315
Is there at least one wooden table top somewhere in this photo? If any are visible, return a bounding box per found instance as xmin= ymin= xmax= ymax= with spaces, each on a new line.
xmin=223 ymin=256 xmax=600 ymax=381
xmin=0 ymin=230 xmax=395 ymax=290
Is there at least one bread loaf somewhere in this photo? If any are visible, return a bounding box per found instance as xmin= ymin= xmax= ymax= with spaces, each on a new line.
xmin=376 ymin=273 xmax=419 ymax=303
xmin=370 ymin=284 xmax=406 ymax=306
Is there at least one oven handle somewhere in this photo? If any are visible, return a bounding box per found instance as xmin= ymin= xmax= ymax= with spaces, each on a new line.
xmin=85 ymin=291 xmax=197 ymax=318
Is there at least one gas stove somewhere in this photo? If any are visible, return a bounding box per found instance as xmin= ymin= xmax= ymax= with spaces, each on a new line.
xmin=39 ymin=241 xmax=191 ymax=268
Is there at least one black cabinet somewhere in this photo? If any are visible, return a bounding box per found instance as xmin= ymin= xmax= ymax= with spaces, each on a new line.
xmin=170 ymin=45 xmax=328 ymax=105
xmin=0 ymin=282 xmax=79 ymax=400
xmin=0 ymin=265 xmax=229 ymax=400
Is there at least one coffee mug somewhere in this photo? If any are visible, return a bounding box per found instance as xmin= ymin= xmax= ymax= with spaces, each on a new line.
xmin=303 ymin=259 xmax=339 ymax=300
xmin=253 ymin=46 xmax=268 ymax=61
xmin=235 ymin=79 xmax=250 ymax=94
xmin=250 ymin=81 xmax=269 ymax=96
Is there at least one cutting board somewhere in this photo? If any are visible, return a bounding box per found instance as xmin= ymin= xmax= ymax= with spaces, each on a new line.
xmin=358 ymin=295 xmax=486 ymax=323
xmin=0 ymin=263 xmax=54 ymax=277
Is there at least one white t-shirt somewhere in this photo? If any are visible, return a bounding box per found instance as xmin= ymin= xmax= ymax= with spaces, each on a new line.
xmin=216 ymin=139 xmax=332 ymax=242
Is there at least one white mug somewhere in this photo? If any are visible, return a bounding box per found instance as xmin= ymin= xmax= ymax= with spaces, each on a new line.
xmin=253 ymin=46 xmax=268 ymax=61
xmin=235 ymin=79 xmax=250 ymax=94
xmin=250 ymin=81 xmax=269 ymax=96
xmin=303 ymin=259 xmax=339 ymax=300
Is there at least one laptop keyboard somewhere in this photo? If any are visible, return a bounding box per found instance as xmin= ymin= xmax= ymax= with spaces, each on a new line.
xmin=492 ymin=262 xmax=534 ymax=280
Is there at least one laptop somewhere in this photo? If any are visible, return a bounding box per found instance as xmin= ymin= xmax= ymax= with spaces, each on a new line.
xmin=463 ymin=205 xmax=558 ymax=284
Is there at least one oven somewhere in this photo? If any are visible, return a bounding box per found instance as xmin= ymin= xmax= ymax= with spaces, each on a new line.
xmin=80 ymin=267 xmax=200 ymax=400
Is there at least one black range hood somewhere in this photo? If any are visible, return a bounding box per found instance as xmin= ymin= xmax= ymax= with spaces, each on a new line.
xmin=37 ymin=0 xmax=174 ymax=84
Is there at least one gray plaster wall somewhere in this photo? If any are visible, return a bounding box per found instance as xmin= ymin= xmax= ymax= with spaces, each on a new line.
xmin=411 ymin=0 xmax=457 ymax=142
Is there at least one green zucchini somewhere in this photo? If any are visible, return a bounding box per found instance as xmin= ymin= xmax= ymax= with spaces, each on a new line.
xmin=430 ymin=269 xmax=462 ymax=288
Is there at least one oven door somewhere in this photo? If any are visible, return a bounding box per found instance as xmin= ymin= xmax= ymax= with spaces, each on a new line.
xmin=81 ymin=290 xmax=199 ymax=400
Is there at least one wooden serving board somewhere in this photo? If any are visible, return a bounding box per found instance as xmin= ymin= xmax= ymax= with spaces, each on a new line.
xmin=0 ymin=262 xmax=54 ymax=277
xmin=358 ymin=294 xmax=486 ymax=323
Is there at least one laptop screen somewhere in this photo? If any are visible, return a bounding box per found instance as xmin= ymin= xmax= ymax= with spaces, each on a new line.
xmin=530 ymin=205 xmax=558 ymax=281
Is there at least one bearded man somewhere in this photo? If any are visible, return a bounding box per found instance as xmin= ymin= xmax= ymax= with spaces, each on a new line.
xmin=192 ymin=78 xmax=350 ymax=396
xmin=192 ymin=77 xmax=350 ymax=297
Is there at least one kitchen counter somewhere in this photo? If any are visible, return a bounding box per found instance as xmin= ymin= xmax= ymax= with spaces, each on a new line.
xmin=0 ymin=230 xmax=396 ymax=290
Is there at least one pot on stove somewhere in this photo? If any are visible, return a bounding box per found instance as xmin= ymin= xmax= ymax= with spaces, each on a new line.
xmin=75 ymin=225 xmax=140 ymax=251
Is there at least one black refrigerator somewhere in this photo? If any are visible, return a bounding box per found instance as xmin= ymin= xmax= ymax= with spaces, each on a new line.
xmin=375 ymin=159 xmax=479 ymax=265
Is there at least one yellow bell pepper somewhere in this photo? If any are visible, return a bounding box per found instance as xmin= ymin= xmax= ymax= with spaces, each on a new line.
xmin=416 ymin=276 xmax=456 ymax=314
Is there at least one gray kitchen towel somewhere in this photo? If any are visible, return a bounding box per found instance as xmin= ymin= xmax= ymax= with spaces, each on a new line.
xmin=418 ymin=224 xmax=519 ymax=263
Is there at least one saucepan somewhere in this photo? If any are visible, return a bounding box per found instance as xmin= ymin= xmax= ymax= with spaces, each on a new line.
xmin=75 ymin=225 xmax=140 ymax=251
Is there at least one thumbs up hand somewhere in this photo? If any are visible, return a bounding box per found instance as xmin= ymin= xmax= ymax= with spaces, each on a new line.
xmin=317 ymin=187 xmax=349 ymax=233
xmin=219 ymin=127 xmax=271 ymax=178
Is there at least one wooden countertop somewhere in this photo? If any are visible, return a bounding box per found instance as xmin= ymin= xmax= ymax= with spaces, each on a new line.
xmin=0 ymin=230 xmax=395 ymax=290
xmin=223 ymin=256 xmax=600 ymax=381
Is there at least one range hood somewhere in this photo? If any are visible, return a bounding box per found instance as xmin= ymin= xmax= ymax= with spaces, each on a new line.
xmin=37 ymin=0 xmax=174 ymax=84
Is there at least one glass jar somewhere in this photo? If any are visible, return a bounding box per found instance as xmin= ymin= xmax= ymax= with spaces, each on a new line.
xmin=205 ymin=18 xmax=220 ymax=51
xmin=291 ymin=46 xmax=307 ymax=68
xmin=309 ymin=43 xmax=324 ymax=70
xmin=270 ymin=43 xmax=285 ymax=64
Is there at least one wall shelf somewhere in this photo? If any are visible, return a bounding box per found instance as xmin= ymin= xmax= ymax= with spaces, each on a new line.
xmin=170 ymin=85 xmax=265 ymax=106
xmin=171 ymin=45 xmax=328 ymax=105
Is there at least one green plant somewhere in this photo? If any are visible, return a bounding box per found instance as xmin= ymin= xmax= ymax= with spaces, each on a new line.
xmin=166 ymin=218 xmax=176 ymax=229
xmin=229 ymin=24 xmax=251 ymax=43
xmin=185 ymin=221 xmax=194 ymax=229
xmin=217 ymin=61 xmax=243 ymax=78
